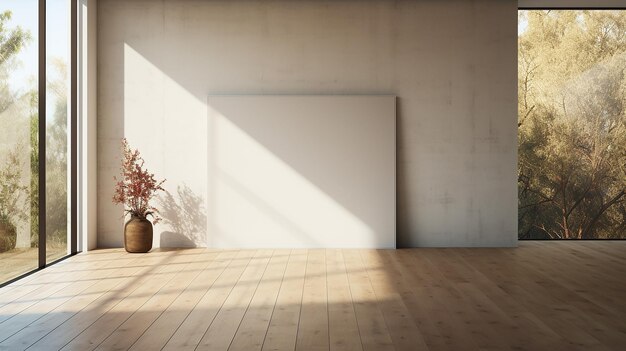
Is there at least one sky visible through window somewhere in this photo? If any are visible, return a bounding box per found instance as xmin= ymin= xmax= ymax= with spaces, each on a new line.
xmin=518 ymin=14 xmax=528 ymax=35
xmin=1 ymin=0 xmax=68 ymax=105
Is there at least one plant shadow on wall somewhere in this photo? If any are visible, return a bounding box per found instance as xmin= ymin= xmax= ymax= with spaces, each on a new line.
xmin=518 ymin=10 xmax=626 ymax=239
xmin=158 ymin=184 xmax=207 ymax=248
xmin=103 ymin=3 xmax=396 ymax=248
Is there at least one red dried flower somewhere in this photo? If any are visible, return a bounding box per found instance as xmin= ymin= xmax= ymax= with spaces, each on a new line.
xmin=112 ymin=138 xmax=166 ymax=224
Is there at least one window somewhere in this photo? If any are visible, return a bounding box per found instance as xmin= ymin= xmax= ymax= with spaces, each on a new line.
xmin=0 ymin=0 xmax=76 ymax=285
xmin=0 ymin=0 xmax=39 ymax=282
xmin=46 ymin=0 xmax=71 ymax=262
xmin=518 ymin=10 xmax=626 ymax=239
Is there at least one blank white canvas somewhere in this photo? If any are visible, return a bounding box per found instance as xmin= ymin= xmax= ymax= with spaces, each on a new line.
xmin=206 ymin=95 xmax=396 ymax=248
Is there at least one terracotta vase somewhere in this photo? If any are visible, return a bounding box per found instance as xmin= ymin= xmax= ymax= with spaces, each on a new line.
xmin=124 ymin=216 xmax=153 ymax=253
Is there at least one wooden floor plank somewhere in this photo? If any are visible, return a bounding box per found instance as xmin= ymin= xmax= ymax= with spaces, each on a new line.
xmin=493 ymin=246 xmax=624 ymax=350
xmin=126 ymin=250 xmax=234 ymax=350
xmin=262 ymin=249 xmax=307 ymax=351
xmin=457 ymin=247 xmax=611 ymax=351
xmin=93 ymin=249 xmax=213 ymax=351
xmin=295 ymin=249 xmax=329 ymax=351
xmin=195 ymin=249 xmax=273 ymax=351
xmin=0 ymin=253 xmax=149 ymax=350
xmin=445 ymin=249 xmax=567 ymax=351
xmin=0 ymin=251 xmax=128 ymax=327
xmin=228 ymin=249 xmax=290 ymax=351
xmin=326 ymin=249 xmax=362 ymax=351
xmin=384 ymin=249 xmax=481 ymax=351
xmin=162 ymin=249 xmax=254 ymax=351
xmin=0 ymin=243 xmax=623 ymax=351
xmin=343 ymin=250 xmax=394 ymax=351
xmin=359 ymin=250 xmax=428 ymax=351
xmin=60 ymin=249 xmax=203 ymax=351
xmin=26 ymin=251 xmax=197 ymax=351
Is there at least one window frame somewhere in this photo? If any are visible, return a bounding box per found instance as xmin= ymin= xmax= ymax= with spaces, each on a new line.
xmin=0 ymin=0 xmax=79 ymax=287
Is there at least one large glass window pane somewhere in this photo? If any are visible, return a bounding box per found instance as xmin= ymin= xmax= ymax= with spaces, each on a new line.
xmin=0 ymin=1 xmax=39 ymax=282
xmin=46 ymin=0 xmax=70 ymax=262
xmin=518 ymin=10 xmax=626 ymax=239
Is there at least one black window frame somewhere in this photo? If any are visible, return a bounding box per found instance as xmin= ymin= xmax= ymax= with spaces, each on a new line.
xmin=0 ymin=0 xmax=79 ymax=288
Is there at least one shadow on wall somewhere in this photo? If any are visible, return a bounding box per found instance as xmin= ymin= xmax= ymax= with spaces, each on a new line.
xmin=96 ymin=0 xmax=519 ymax=248
xmin=205 ymin=96 xmax=396 ymax=248
xmin=158 ymin=184 xmax=207 ymax=247
xmin=97 ymin=1 xmax=400 ymax=248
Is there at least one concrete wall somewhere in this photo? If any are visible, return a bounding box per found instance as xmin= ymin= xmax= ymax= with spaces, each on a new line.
xmin=97 ymin=0 xmax=518 ymax=248
xmin=79 ymin=0 xmax=98 ymax=251
xmin=519 ymin=0 xmax=626 ymax=7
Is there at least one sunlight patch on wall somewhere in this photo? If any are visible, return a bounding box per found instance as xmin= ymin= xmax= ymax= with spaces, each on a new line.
xmin=123 ymin=43 xmax=208 ymax=247
xmin=207 ymin=96 xmax=396 ymax=248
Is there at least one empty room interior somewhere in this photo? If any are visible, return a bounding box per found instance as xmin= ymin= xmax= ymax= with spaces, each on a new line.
xmin=0 ymin=0 xmax=625 ymax=350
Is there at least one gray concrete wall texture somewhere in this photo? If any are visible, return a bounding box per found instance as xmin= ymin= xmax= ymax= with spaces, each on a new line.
xmin=519 ymin=0 xmax=626 ymax=8
xmin=97 ymin=0 xmax=518 ymax=248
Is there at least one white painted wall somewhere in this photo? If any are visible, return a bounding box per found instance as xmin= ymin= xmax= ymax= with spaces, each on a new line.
xmin=98 ymin=0 xmax=518 ymax=248
xmin=79 ymin=0 xmax=98 ymax=251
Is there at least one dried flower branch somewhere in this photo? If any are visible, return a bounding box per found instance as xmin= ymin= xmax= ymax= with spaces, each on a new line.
xmin=112 ymin=139 xmax=165 ymax=224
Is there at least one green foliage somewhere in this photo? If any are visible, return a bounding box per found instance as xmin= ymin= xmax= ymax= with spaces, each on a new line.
xmin=0 ymin=11 xmax=31 ymax=113
xmin=45 ymin=59 xmax=69 ymax=247
xmin=0 ymin=11 xmax=31 ymax=66
xmin=0 ymin=11 xmax=31 ymax=251
xmin=519 ymin=10 xmax=626 ymax=239
xmin=30 ymin=92 xmax=39 ymax=247
xmin=0 ymin=10 xmax=68 ymax=249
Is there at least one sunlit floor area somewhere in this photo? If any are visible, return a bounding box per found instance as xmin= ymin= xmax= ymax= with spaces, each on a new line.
xmin=0 ymin=242 xmax=624 ymax=351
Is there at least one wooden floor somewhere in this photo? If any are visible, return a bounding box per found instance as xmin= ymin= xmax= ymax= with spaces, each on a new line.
xmin=0 ymin=242 xmax=624 ymax=351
